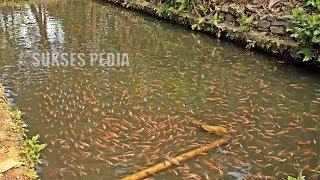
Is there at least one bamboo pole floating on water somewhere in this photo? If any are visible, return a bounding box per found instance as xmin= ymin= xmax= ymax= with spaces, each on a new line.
xmin=122 ymin=138 xmax=228 ymax=180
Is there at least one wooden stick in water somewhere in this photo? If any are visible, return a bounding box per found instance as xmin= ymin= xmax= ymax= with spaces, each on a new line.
xmin=190 ymin=119 xmax=227 ymax=136
xmin=122 ymin=138 xmax=228 ymax=180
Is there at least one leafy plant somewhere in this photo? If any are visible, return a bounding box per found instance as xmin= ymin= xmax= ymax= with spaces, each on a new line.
xmin=10 ymin=109 xmax=45 ymax=179
xmin=11 ymin=109 xmax=22 ymax=120
xmin=159 ymin=0 xmax=191 ymax=15
xmin=239 ymin=14 xmax=252 ymax=32
xmin=198 ymin=3 xmax=208 ymax=16
xmin=10 ymin=110 xmax=28 ymax=133
xmin=176 ymin=0 xmax=190 ymax=12
xmin=191 ymin=17 xmax=205 ymax=30
xmin=21 ymin=134 xmax=46 ymax=168
xmin=159 ymin=4 xmax=175 ymax=15
xmin=287 ymin=171 xmax=305 ymax=180
xmin=306 ymin=0 xmax=320 ymax=10
xmin=25 ymin=168 xmax=38 ymax=179
xmin=210 ymin=12 xmax=224 ymax=27
xmin=291 ymin=7 xmax=320 ymax=62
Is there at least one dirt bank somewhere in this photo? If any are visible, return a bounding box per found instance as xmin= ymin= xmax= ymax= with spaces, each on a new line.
xmin=0 ymin=90 xmax=27 ymax=179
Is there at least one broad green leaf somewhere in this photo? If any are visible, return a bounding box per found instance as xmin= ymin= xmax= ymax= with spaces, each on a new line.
xmin=32 ymin=134 xmax=40 ymax=141
xmin=316 ymin=0 xmax=320 ymax=9
xmin=288 ymin=176 xmax=297 ymax=180
xmin=299 ymin=48 xmax=313 ymax=61
xmin=312 ymin=35 xmax=320 ymax=43
xmin=177 ymin=5 xmax=185 ymax=12
xmin=37 ymin=144 xmax=47 ymax=151
xmin=306 ymin=0 xmax=316 ymax=7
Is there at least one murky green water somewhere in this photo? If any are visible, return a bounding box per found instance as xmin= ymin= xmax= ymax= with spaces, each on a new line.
xmin=0 ymin=0 xmax=319 ymax=179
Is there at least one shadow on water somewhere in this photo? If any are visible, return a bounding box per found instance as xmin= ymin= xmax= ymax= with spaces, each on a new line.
xmin=0 ymin=0 xmax=319 ymax=179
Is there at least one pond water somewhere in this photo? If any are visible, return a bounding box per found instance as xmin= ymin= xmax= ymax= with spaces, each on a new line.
xmin=0 ymin=0 xmax=319 ymax=179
